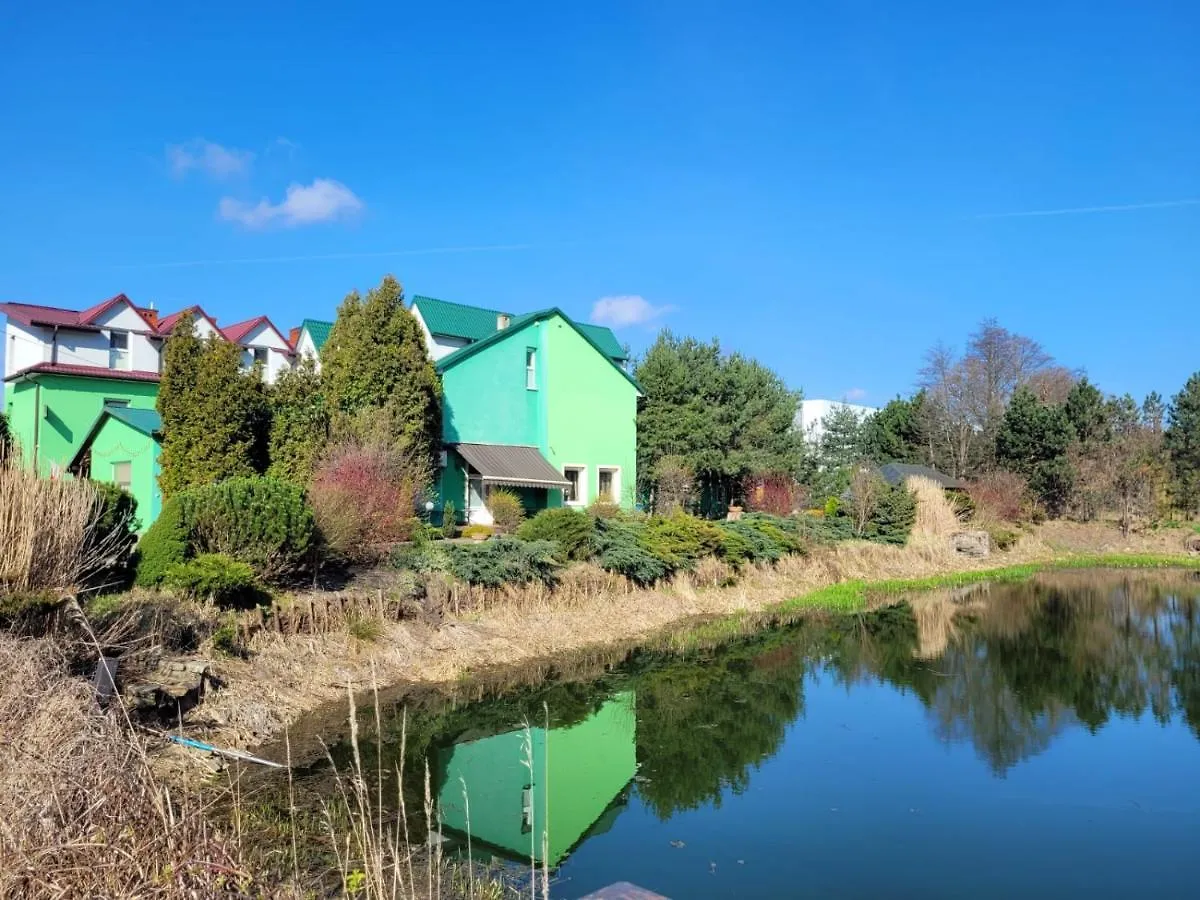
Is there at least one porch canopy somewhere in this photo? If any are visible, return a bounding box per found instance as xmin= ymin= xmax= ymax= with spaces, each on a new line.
xmin=454 ymin=443 xmax=570 ymax=490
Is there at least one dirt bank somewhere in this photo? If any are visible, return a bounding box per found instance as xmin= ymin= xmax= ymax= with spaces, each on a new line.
xmin=186 ymin=518 xmax=1196 ymax=760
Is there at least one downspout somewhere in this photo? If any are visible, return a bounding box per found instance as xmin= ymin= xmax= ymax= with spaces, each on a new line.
xmin=51 ymin=325 xmax=59 ymax=364
xmin=32 ymin=379 xmax=41 ymax=470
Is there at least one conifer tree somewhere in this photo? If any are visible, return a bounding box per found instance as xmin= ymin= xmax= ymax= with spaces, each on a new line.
xmin=321 ymin=274 xmax=442 ymax=462
xmin=267 ymin=356 xmax=329 ymax=484
xmin=1165 ymin=374 xmax=1200 ymax=516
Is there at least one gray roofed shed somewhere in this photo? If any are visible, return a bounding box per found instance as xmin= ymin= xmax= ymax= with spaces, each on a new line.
xmin=879 ymin=463 xmax=965 ymax=490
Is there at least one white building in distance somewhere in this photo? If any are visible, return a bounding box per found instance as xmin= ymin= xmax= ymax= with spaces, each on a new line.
xmin=796 ymin=399 xmax=879 ymax=444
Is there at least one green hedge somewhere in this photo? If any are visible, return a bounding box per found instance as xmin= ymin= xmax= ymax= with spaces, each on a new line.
xmin=517 ymin=508 xmax=596 ymax=560
xmin=135 ymin=476 xmax=314 ymax=586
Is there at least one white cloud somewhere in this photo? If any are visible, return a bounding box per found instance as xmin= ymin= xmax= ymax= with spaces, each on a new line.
xmin=218 ymin=179 xmax=364 ymax=229
xmin=590 ymin=295 xmax=674 ymax=328
xmin=844 ymin=387 xmax=868 ymax=401
xmin=167 ymin=139 xmax=254 ymax=180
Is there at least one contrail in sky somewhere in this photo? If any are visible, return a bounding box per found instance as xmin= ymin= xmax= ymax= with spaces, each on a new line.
xmin=112 ymin=242 xmax=545 ymax=270
xmin=976 ymin=198 xmax=1200 ymax=219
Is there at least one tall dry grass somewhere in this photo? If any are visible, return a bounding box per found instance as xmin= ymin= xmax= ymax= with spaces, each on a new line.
xmin=0 ymin=463 xmax=102 ymax=595
xmin=907 ymin=475 xmax=962 ymax=547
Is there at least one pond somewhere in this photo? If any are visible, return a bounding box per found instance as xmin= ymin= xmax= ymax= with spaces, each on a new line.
xmin=286 ymin=570 xmax=1200 ymax=898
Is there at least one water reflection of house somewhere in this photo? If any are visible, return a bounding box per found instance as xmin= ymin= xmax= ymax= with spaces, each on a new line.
xmin=437 ymin=692 xmax=636 ymax=867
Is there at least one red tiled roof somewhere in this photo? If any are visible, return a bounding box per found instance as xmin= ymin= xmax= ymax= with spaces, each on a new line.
xmin=1 ymin=294 xmax=158 ymax=333
xmin=221 ymin=315 xmax=290 ymax=349
xmin=4 ymin=362 xmax=161 ymax=383
xmin=0 ymin=302 xmax=99 ymax=330
xmin=157 ymin=304 xmax=222 ymax=336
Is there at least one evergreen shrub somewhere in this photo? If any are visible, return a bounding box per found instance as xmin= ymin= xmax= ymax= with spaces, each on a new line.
xmin=517 ymin=508 xmax=597 ymax=561
xmin=445 ymin=537 xmax=560 ymax=587
xmin=134 ymin=497 xmax=189 ymax=587
xmin=163 ymin=553 xmax=259 ymax=608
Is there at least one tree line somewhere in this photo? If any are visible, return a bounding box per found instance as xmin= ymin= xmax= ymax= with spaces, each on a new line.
xmin=634 ymin=318 xmax=1200 ymax=529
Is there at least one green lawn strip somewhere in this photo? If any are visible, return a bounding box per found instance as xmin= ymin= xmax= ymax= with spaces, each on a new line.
xmin=776 ymin=552 xmax=1200 ymax=616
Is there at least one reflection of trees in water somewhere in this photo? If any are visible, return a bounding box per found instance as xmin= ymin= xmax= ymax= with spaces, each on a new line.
xmin=828 ymin=574 xmax=1200 ymax=773
xmin=633 ymin=631 xmax=812 ymax=820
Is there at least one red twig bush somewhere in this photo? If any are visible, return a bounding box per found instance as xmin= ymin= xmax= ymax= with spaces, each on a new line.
xmin=968 ymin=470 xmax=1029 ymax=523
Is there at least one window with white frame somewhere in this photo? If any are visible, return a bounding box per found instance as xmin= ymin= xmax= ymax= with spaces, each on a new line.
xmin=253 ymin=347 xmax=269 ymax=367
xmin=112 ymin=461 xmax=132 ymax=492
xmin=525 ymin=348 xmax=537 ymax=390
xmin=563 ymin=466 xmax=585 ymax=505
xmin=108 ymin=331 xmax=130 ymax=370
xmin=598 ymin=467 xmax=619 ymax=503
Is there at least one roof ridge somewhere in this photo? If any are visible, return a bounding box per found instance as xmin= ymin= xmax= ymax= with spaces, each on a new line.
xmin=412 ymin=294 xmax=509 ymax=315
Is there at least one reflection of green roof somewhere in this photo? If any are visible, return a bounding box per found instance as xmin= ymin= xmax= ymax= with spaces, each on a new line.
xmin=413 ymin=295 xmax=627 ymax=362
xmin=301 ymin=318 xmax=333 ymax=351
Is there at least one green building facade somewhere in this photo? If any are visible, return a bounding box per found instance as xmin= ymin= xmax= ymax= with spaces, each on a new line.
xmin=68 ymin=406 xmax=163 ymax=531
xmin=4 ymin=369 xmax=159 ymax=478
xmin=436 ymin=309 xmax=640 ymax=524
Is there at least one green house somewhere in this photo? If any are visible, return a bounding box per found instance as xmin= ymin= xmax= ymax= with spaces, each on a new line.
xmin=433 ymin=305 xmax=641 ymax=523
xmin=436 ymin=693 xmax=637 ymax=866
xmin=68 ymin=406 xmax=163 ymax=530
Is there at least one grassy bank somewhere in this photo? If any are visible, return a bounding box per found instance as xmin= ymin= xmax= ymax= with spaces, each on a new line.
xmin=782 ymin=552 xmax=1200 ymax=615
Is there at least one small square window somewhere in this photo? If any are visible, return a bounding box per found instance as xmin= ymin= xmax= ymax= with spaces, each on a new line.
xmin=563 ymin=466 xmax=585 ymax=505
xmin=112 ymin=461 xmax=132 ymax=492
xmin=104 ymin=398 xmax=129 ymax=409
xmin=108 ymin=331 xmax=129 ymax=351
xmin=253 ymin=347 xmax=270 ymax=366
xmin=525 ymin=348 xmax=537 ymax=390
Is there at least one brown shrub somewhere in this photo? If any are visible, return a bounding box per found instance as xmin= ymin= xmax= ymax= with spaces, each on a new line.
xmin=309 ymin=441 xmax=431 ymax=560
xmin=968 ymin=470 xmax=1029 ymax=523
xmin=743 ymin=473 xmax=800 ymax=517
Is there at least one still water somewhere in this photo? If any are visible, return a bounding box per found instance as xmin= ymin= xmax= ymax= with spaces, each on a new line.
xmin=298 ymin=570 xmax=1200 ymax=898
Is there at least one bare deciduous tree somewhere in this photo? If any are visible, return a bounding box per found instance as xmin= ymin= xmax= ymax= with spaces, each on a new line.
xmin=847 ymin=463 xmax=885 ymax=537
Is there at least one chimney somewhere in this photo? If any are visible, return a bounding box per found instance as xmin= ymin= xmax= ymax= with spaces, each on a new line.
xmin=288 ymin=327 xmax=301 ymax=349
xmin=497 ymin=313 xmax=511 ymax=330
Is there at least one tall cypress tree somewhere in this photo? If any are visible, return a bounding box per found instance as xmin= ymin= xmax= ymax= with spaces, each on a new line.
xmin=1165 ymin=374 xmax=1200 ymax=515
xmin=158 ymin=315 xmax=268 ymax=496
xmin=267 ymin=356 xmax=329 ymax=484
xmin=321 ymin=274 xmax=442 ymax=462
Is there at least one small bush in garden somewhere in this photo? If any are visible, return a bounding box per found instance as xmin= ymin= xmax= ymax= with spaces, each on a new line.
xmin=968 ymin=470 xmax=1029 ymax=523
xmin=743 ymin=473 xmax=800 ymax=517
xmin=184 ymin=477 xmax=314 ymax=580
xmin=868 ymin=485 xmax=917 ymax=545
xmin=639 ymin=512 xmax=724 ymax=570
xmin=390 ymin=541 xmax=451 ymax=574
xmin=445 ymin=537 xmax=561 ymax=587
xmin=738 ymin=513 xmax=807 ymax=554
xmin=987 ymin=525 xmax=1020 ymax=550
xmin=715 ymin=524 xmax=757 ymax=567
xmin=86 ymin=482 xmax=140 ymax=589
xmin=163 ymin=553 xmax=259 ymax=607
xmin=719 ymin=520 xmax=784 ymax=563
xmin=134 ymin=497 xmax=189 ymax=587
xmin=517 ymin=508 xmax=597 ymax=561
xmin=309 ymin=441 xmax=432 ymax=560
xmin=441 ymin=500 xmax=457 ymax=538
xmin=487 ymin=489 xmax=525 ymax=535
xmin=587 ymin=499 xmax=622 ymax=520
xmin=461 ymin=524 xmax=494 ymax=541
xmin=597 ymin=544 xmax=668 ymax=585
xmin=346 ymin=613 xmax=384 ymax=642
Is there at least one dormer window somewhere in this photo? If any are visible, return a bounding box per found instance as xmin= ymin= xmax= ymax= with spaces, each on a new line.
xmin=108 ymin=331 xmax=130 ymax=370
xmin=253 ymin=347 xmax=269 ymax=367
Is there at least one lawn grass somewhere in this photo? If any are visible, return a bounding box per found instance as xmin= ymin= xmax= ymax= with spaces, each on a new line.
xmin=776 ymin=552 xmax=1200 ymax=616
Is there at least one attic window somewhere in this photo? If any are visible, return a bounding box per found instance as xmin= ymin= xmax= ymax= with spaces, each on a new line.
xmin=253 ymin=347 xmax=269 ymax=367
xmin=108 ymin=331 xmax=130 ymax=370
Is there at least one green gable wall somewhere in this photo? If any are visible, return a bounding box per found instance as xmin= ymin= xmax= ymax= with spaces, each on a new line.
xmin=543 ymin=317 xmax=639 ymax=508
xmin=85 ymin=416 xmax=162 ymax=531
xmin=5 ymin=374 xmax=158 ymax=476
xmin=436 ymin=693 xmax=636 ymax=865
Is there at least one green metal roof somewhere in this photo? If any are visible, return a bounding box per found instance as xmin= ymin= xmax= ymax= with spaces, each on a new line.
xmin=301 ymin=318 xmax=333 ymax=351
xmin=436 ymin=308 xmax=641 ymax=394
xmin=105 ymin=405 xmax=162 ymax=437
xmin=412 ymin=295 xmax=626 ymax=361
xmin=411 ymin=295 xmax=510 ymax=342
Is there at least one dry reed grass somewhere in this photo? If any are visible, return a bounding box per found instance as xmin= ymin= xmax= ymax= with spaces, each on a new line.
xmin=0 ymin=635 xmax=252 ymax=899
xmin=0 ymin=464 xmax=103 ymax=595
xmin=907 ymin=475 xmax=962 ymax=547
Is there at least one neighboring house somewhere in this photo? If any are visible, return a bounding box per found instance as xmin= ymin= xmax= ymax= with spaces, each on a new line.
xmin=796 ymin=398 xmax=879 ymax=444
xmin=293 ymin=318 xmax=332 ymax=369
xmin=2 ymin=295 xmax=289 ymax=484
xmin=68 ymin=406 xmax=163 ymax=530
xmin=437 ymin=692 xmax=636 ymax=866
xmin=878 ymin=462 xmax=965 ymax=491
xmin=411 ymin=295 xmax=629 ymax=366
xmin=436 ymin=306 xmax=640 ymax=524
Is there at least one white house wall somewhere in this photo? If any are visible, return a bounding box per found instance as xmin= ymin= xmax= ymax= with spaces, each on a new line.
xmin=296 ymin=331 xmax=321 ymax=370
xmin=5 ymin=321 xmax=50 ymax=376
xmin=411 ymin=306 xmax=469 ymax=361
xmin=239 ymin=321 xmax=291 ymax=383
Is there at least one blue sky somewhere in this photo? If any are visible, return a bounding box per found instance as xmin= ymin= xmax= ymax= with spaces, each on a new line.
xmin=2 ymin=1 xmax=1197 ymax=403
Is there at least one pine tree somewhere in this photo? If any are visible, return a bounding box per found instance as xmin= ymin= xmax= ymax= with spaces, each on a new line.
xmin=321 ymin=274 xmax=442 ymax=462
xmin=267 ymin=356 xmax=329 ymax=484
xmin=995 ymin=387 xmax=1076 ymax=515
xmin=1165 ymin=374 xmax=1200 ymax=516
xmin=1064 ymin=377 xmax=1109 ymax=445
xmin=158 ymin=315 xmax=268 ymax=496
xmin=859 ymin=394 xmax=925 ymax=464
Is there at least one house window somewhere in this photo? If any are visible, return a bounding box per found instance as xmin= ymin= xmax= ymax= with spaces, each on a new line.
xmin=104 ymin=398 xmax=129 ymax=408
xmin=598 ymin=467 xmax=619 ymax=503
xmin=525 ymin=348 xmax=537 ymax=390
xmin=563 ymin=466 xmax=586 ymax=506
xmin=112 ymin=461 xmax=132 ymax=492
xmin=108 ymin=331 xmax=130 ymax=370
xmin=253 ymin=347 xmax=270 ymax=367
